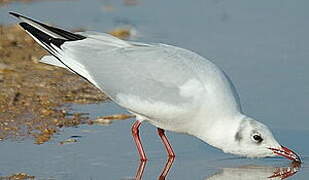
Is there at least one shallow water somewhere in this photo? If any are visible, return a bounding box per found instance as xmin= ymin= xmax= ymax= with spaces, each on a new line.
xmin=0 ymin=103 xmax=308 ymax=179
xmin=1 ymin=0 xmax=309 ymax=179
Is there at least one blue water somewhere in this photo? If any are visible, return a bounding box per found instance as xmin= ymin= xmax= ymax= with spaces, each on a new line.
xmin=0 ymin=0 xmax=308 ymax=179
xmin=0 ymin=102 xmax=307 ymax=179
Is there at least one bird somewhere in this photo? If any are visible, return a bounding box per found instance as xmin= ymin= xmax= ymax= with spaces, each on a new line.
xmin=9 ymin=12 xmax=301 ymax=162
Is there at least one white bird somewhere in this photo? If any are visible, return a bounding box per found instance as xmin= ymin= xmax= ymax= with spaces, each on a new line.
xmin=10 ymin=12 xmax=301 ymax=162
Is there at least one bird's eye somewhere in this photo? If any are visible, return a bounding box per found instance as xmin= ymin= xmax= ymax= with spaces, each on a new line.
xmin=252 ymin=134 xmax=263 ymax=143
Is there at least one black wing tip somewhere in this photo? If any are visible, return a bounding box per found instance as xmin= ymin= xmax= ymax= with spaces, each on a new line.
xmin=19 ymin=22 xmax=31 ymax=30
xmin=9 ymin=11 xmax=21 ymax=18
xmin=10 ymin=12 xmax=86 ymax=41
xmin=19 ymin=22 xmax=66 ymax=48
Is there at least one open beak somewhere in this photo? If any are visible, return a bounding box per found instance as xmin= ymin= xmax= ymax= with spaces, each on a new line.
xmin=269 ymin=145 xmax=301 ymax=162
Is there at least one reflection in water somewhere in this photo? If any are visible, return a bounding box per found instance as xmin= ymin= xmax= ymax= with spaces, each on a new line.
xmin=135 ymin=160 xmax=147 ymax=180
xmin=158 ymin=157 xmax=175 ymax=180
xmin=134 ymin=157 xmax=175 ymax=180
xmin=206 ymin=161 xmax=301 ymax=180
xmin=131 ymin=158 xmax=301 ymax=180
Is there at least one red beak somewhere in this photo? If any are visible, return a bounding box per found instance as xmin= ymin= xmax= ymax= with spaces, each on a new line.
xmin=269 ymin=145 xmax=301 ymax=162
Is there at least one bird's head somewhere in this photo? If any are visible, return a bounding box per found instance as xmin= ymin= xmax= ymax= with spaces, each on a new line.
xmin=226 ymin=117 xmax=301 ymax=162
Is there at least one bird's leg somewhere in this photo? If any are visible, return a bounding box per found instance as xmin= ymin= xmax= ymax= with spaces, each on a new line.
xmin=157 ymin=128 xmax=175 ymax=157
xmin=135 ymin=160 xmax=147 ymax=180
xmin=132 ymin=120 xmax=147 ymax=161
xmin=158 ymin=156 xmax=175 ymax=180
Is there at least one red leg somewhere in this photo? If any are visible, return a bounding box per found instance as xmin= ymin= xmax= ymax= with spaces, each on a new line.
xmin=158 ymin=156 xmax=175 ymax=180
xmin=135 ymin=160 xmax=147 ymax=180
xmin=157 ymin=128 xmax=175 ymax=158
xmin=131 ymin=121 xmax=147 ymax=161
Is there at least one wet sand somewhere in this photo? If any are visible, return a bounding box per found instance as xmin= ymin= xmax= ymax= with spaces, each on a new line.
xmin=0 ymin=172 xmax=35 ymax=179
xmin=0 ymin=24 xmax=108 ymax=143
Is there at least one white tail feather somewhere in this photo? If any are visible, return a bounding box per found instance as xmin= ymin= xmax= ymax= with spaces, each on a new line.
xmin=40 ymin=55 xmax=70 ymax=70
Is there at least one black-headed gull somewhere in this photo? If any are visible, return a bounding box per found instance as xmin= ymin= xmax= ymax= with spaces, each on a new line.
xmin=10 ymin=12 xmax=301 ymax=162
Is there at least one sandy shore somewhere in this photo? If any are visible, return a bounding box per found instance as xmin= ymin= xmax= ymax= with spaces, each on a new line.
xmin=0 ymin=24 xmax=109 ymax=143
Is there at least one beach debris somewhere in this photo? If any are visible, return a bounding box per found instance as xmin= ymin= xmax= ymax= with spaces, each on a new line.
xmin=59 ymin=136 xmax=81 ymax=145
xmin=0 ymin=172 xmax=35 ymax=179
xmin=89 ymin=114 xmax=135 ymax=125
xmin=33 ymin=128 xmax=56 ymax=144
xmin=108 ymin=27 xmax=136 ymax=40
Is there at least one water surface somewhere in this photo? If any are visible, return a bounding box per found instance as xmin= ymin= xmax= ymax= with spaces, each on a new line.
xmin=0 ymin=0 xmax=308 ymax=179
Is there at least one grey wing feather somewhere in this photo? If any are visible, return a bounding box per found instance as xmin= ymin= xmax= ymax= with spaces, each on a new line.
xmin=60 ymin=36 xmax=241 ymax=120
xmin=61 ymin=40 xmax=202 ymax=119
xmin=64 ymin=42 xmax=195 ymax=103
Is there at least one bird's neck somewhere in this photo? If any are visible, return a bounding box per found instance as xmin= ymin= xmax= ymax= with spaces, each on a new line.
xmin=191 ymin=113 xmax=247 ymax=151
